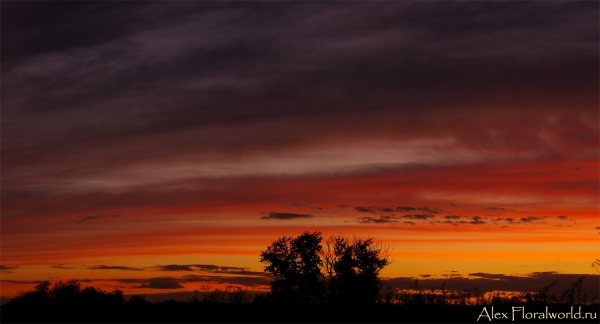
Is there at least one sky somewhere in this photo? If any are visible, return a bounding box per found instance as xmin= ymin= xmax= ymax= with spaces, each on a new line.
xmin=1 ymin=1 xmax=599 ymax=302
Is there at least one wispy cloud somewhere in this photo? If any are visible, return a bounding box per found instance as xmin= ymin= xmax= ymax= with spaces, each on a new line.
xmin=51 ymin=264 xmax=75 ymax=270
xmin=88 ymin=265 xmax=143 ymax=271
xmin=260 ymin=212 xmax=313 ymax=220
xmin=73 ymin=214 xmax=121 ymax=224
xmin=520 ymin=216 xmax=547 ymax=223
xmin=155 ymin=264 xmax=251 ymax=273
xmin=355 ymin=205 xmax=442 ymax=215
xmin=402 ymin=214 xmax=435 ymax=220
xmin=485 ymin=206 xmax=513 ymax=211
xmin=357 ymin=215 xmax=398 ymax=224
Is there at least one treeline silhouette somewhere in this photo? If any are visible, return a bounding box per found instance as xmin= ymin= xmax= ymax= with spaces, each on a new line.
xmin=2 ymin=278 xmax=598 ymax=323
xmin=1 ymin=233 xmax=598 ymax=322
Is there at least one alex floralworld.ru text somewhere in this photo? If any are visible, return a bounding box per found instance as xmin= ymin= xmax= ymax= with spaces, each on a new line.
xmin=477 ymin=306 xmax=597 ymax=321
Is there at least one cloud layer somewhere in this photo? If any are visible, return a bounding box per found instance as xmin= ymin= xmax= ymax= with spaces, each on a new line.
xmin=0 ymin=1 xmax=597 ymax=300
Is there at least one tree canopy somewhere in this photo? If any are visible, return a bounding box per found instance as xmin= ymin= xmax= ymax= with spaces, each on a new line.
xmin=260 ymin=231 xmax=391 ymax=304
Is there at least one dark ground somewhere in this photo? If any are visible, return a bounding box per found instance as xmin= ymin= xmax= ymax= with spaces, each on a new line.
xmin=2 ymin=300 xmax=598 ymax=323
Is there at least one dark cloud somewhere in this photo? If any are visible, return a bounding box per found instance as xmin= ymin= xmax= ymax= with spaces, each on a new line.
xmin=216 ymin=270 xmax=265 ymax=276
xmin=394 ymin=206 xmax=416 ymax=212
xmin=430 ymin=215 xmax=486 ymax=226
xmin=443 ymin=215 xmax=462 ymax=220
xmin=387 ymin=272 xmax=600 ymax=297
xmin=355 ymin=205 xmax=442 ymax=218
xmin=469 ymin=216 xmax=485 ymax=225
xmin=468 ymin=272 xmax=510 ymax=280
xmin=486 ymin=207 xmax=509 ymax=211
xmin=395 ymin=206 xmax=442 ymax=214
xmin=402 ymin=214 xmax=435 ymax=220
xmin=0 ymin=265 xmax=18 ymax=271
xmin=1 ymin=1 xmax=596 ymax=211
xmin=74 ymin=214 xmax=120 ymax=224
xmin=448 ymin=202 xmax=465 ymax=207
xmin=260 ymin=212 xmax=313 ymax=220
xmin=290 ymin=202 xmax=312 ymax=208
xmin=89 ymin=265 xmax=144 ymax=271
xmin=357 ymin=215 xmax=398 ymax=224
xmin=403 ymin=221 xmax=415 ymax=225
xmin=156 ymin=264 xmax=250 ymax=273
xmin=137 ymin=277 xmax=184 ymax=289
xmin=181 ymin=275 xmax=268 ymax=286
xmin=117 ymin=273 xmax=268 ymax=288
xmin=1 ymin=280 xmax=47 ymax=284
xmin=354 ymin=206 xmax=375 ymax=213
xmin=556 ymin=215 xmax=569 ymax=220
xmin=520 ymin=216 xmax=547 ymax=223
xmin=156 ymin=264 xmax=196 ymax=272
xmin=51 ymin=265 xmax=74 ymax=270
xmin=494 ymin=217 xmax=515 ymax=223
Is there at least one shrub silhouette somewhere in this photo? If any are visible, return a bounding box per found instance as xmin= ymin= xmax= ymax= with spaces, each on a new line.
xmin=260 ymin=231 xmax=391 ymax=304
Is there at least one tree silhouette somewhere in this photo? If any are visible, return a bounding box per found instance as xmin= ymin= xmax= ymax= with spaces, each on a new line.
xmin=260 ymin=231 xmax=325 ymax=303
xmin=260 ymin=231 xmax=391 ymax=304
xmin=324 ymin=235 xmax=391 ymax=304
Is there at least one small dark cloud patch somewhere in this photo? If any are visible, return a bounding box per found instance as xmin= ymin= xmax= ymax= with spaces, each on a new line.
xmin=595 ymin=226 xmax=600 ymax=230
xmin=51 ymin=265 xmax=74 ymax=270
xmin=74 ymin=214 xmax=120 ymax=224
xmin=395 ymin=206 xmax=416 ymax=212
xmin=468 ymin=272 xmax=509 ymax=280
xmin=156 ymin=264 xmax=250 ymax=273
xmin=402 ymin=214 xmax=435 ymax=220
xmin=217 ymin=270 xmax=265 ymax=276
xmin=260 ymin=212 xmax=313 ymax=220
xmin=469 ymin=216 xmax=485 ymax=225
xmin=354 ymin=206 xmax=375 ymax=213
xmin=138 ymin=277 xmax=183 ymax=289
xmin=355 ymin=205 xmax=442 ymax=215
xmin=357 ymin=215 xmax=397 ymax=224
xmin=520 ymin=216 xmax=547 ymax=223
xmin=417 ymin=207 xmax=442 ymax=214
xmin=420 ymin=274 xmax=432 ymax=278
xmin=181 ymin=275 xmax=268 ymax=286
xmin=444 ymin=215 xmax=462 ymax=220
xmin=403 ymin=221 xmax=415 ymax=225
xmin=396 ymin=206 xmax=441 ymax=214
xmin=157 ymin=264 xmax=195 ymax=271
xmin=1 ymin=280 xmax=47 ymax=284
xmin=336 ymin=204 xmax=349 ymax=208
xmin=89 ymin=265 xmax=144 ymax=271
xmin=290 ymin=202 xmax=312 ymax=208
xmin=494 ymin=217 xmax=515 ymax=223
xmin=429 ymin=215 xmax=486 ymax=226
xmin=486 ymin=207 xmax=511 ymax=211
xmin=0 ymin=265 xmax=18 ymax=271
xmin=448 ymin=202 xmax=465 ymax=207
xmin=556 ymin=215 xmax=569 ymax=220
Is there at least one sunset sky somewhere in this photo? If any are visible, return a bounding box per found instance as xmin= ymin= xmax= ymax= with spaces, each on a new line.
xmin=1 ymin=1 xmax=598 ymax=302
